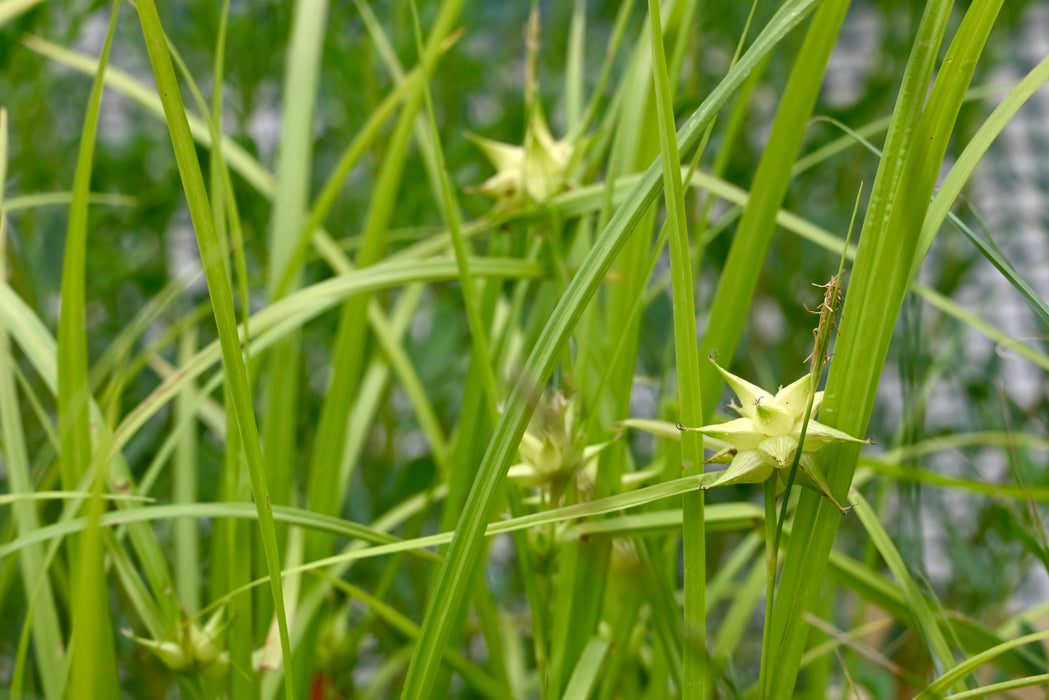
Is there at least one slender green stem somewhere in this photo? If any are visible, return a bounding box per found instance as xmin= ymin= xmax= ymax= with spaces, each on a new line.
xmin=647 ymin=0 xmax=706 ymax=693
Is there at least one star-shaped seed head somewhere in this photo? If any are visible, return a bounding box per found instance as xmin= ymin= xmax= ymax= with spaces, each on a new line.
xmin=682 ymin=359 xmax=869 ymax=498
xmin=469 ymin=109 xmax=576 ymax=207
xmin=124 ymin=608 xmax=230 ymax=678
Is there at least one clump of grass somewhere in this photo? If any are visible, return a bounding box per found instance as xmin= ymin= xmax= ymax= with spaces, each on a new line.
xmin=1 ymin=1 xmax=1048 ymax=699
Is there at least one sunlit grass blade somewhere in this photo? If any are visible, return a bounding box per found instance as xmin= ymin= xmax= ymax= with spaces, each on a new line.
xmin=1 ymin=191 xmax=135 ymax=212
xmin=173 ymin=327 xmax=200 ymax=614
xmin=561 ymin=636 xmax=611 ymax=699
xmin=0 ymin=0 xmax=41 ymax=26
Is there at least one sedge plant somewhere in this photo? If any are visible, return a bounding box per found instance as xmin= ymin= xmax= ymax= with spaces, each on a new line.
xmin=2 ymin=2 xmax=1049 ymax=700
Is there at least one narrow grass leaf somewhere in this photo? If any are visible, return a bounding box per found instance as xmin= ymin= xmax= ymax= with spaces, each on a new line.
xmin=647 ymin=0 xmax=705 ymax=690
xmin=849 ymin=490 xmax=959 ymax=684
xmin=58 ymin=2 xmax=121 ymax=694
xmin=262 ymin=0 xmax=329 ymax=552
xmin=913 ymin=629 xmax=1049 ymax=700
xmin=697 ymin=0 xmax=850 ymax=415
xmin=561 ymin=636 xmax=611 ymax=700
xmin=132 ymin=0 xmax=294 ymax=693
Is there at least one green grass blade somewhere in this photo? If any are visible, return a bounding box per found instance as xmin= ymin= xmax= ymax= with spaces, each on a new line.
xmin=565 ymin=0 xmax=586 ymax=133
xmin=410 ymin=0 xmax=499 ymax=417
xmin=646 ymin=0 xmax=705 ymax=691
xmin=303 ymin=1 xmax=464 ymax=586
xmin=0 ymin=500 xmax=420 ymax=569
xmin=0 ymin=491 xmax=152 ymax=506
xmin=918 ymin=52 xmax=1049 ymax=325
xmin=113 ymin=257 xmax=540 ymax=461
xmin=173 ymin=327 xmax=200 ymax=614
xmin=914 ymin=629 xmax=1049 ymax=700
xmin=849 ymin=490 xmax=959 ymax=685
xmin=267 ymin=0 xmax=327 ymax=294
xmin=262 ymin=1 xmax=329 ymax=554
xmin=0 ymin=257 xmax=539 ymax=468
xmin=937 ymin=674 xmax=1049 ymax=700
xmin=132 ymin=1 xmax=295 ymax=694
xmin=806 ymin=108 xmax=1049 ymax=336
xmin=913 ymin=283 xmax=1049 ymax=372
xmin=561 ymin=636 xmax=611 ymax=700
xmin=0 ymin=0 xmax=40 ymax=26
xmin=58 ymin=2 xmax=122 ymax=695
xmin=1 ymin=191 xmax=135 ymax=212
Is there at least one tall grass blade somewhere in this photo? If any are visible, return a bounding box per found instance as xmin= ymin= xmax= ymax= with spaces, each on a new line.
xmin=57 ymin=2 xmax=121 ymax=695
xmin=262 ymin=0 xmax=328 ymax=548
xmin=132 ymin=0 xmax=295 ymax=694
xmin=646 ymin=0 xmax=706 ymax=692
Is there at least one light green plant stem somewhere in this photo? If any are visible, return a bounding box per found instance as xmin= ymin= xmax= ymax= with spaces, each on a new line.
xmin=174 ymin=326 xmax=200 ymax=614
xmin=262 ymin=0 xmax=329 ymax=565
xmin=647 ymin=0 xmax=706 ymax=693
xmin=132 ymin=0 xmax=295 ymax=695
